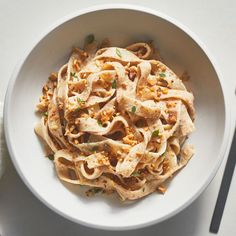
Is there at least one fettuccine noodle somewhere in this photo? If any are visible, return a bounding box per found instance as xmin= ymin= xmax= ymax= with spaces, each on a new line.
xmin=35 ymin=38 xmax=195 ymax=200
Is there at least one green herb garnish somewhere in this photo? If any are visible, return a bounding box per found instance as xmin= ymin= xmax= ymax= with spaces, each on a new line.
xmin=131 ymin=171 xmax=140 ymax=177
xmin=111 ymin=80 xmax=117 ymax=89
xmin=97 ymin=120 xmax=103 ymax=127
xmin=85 ymin=34 xmax=95 ymax=44
xmin=47 ymin=154 xmax=54 ymax=161
xmin=70 ymin=72 xmax=78 ymax=78
xmin=43 ymin=111 xmax=48 ymax=116
xmin=76 ymin=98 xmax=85 ymax=112
xmin=131 ymin=106 xmax=136 ymax=113
xmin=77 ymin=97 xmax=85 ymax=104
xmin=116 ymin=48 xmax=122 ymax=58
xmin=90 ymin=187 xmax=103 ymax=194
xmin=152 ymin=129 xmax=160 ymax=137
xmin=159 ymin=73 xmax=166 ymax=77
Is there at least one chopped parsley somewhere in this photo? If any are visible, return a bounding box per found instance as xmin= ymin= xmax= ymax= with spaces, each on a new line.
xmin=131 ymin=106 xmax=136 ymax=113
xmin=85 ymin=34 xmax=95 ymax=44
xmin=131 ymin=171 xmax=140 ymax=177
xmin=97 ymin=120 xmax=103 ymax=127
xmin=152 ymin=129 xmax=160 ymax=137
xmin=47 ymin=154 xmax=54 ymax=161
xmin=90 ymin=187 xmax=103 ymax=194
xmin=116 ymin=48 xmax=122 ymax=58
xmin=111 ymin=80 xmax=117 ymax=89
xmin=159 ymin=73 xmax=166 ymax=78
xmin=77 ymin=97 xmax=85 ymax=104
xmin=76 ymin=98 xmax=85 ymax=112
xmin=70 ymin=72 xmax=78 ymax=78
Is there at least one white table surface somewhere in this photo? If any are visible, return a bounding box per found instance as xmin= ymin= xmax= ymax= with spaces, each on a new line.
xmin=0 ymin=0 xmax=236 ymax=235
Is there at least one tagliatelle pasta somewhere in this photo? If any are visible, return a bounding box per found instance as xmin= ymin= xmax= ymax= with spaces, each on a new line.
xmin=35 ymin=38 xmax=195 ymax=200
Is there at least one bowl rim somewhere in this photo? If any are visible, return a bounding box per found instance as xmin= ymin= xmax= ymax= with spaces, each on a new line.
xmin=3 ymin=3 xmax=231 ymax=231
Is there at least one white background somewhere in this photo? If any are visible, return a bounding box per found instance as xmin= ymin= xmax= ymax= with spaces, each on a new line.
xmin=0 ymin=0 xmax=236 ymax=235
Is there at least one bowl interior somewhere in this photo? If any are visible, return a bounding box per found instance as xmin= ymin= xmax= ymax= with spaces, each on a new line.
xmin=5 ymin=8 xmax=226 ymax=229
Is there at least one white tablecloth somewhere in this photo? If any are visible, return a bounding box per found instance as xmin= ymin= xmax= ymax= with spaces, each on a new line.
xmin=0 ymin=0 xmax=236 ymax=235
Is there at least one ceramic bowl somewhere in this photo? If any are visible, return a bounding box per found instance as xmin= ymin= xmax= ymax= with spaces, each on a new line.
xmin=4 ymin=4 xmax=230 ymax=230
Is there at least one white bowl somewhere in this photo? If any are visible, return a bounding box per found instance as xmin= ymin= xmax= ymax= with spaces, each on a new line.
xmin=4 ymin=4 xmax=231 ymax=230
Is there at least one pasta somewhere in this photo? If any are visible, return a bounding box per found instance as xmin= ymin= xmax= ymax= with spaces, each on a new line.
xmin=35 ymin=38 xmax=195 ymax=200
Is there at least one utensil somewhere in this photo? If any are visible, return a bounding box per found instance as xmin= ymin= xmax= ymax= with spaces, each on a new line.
xmin=210 ymin=128 xmax=236 ymax=233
